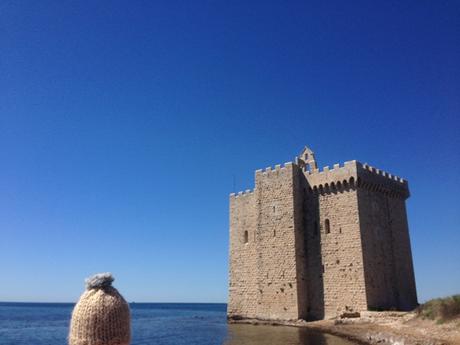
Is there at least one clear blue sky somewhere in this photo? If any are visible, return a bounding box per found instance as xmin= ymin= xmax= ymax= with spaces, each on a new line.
xmin=1 ymin=1 xmax=459 ymax=303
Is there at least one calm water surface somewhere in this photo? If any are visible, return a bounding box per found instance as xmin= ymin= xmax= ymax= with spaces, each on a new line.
xmin=0 ymin=303 xmax=356 ymax=345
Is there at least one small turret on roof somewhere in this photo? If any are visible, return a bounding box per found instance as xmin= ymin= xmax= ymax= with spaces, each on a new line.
xmin=297 ymin=146 xmax=318 ymax=171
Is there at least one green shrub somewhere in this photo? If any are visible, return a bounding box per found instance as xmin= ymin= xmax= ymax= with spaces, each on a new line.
xmin=417 ymin=295 xmax=460 ymax=322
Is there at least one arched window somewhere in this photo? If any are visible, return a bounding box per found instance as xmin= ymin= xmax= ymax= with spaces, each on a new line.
xmin=244 ymin=231 xmax=249 ymax=244
xmin=325 ymin=219 xmax=330 ymax=234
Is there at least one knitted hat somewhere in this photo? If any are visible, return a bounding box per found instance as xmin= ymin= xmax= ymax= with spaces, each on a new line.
xmin=69 ymin=273 xmax=131 ymax=345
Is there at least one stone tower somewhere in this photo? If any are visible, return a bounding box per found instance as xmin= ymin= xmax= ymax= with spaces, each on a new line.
xmin=228 ymin=146 xmax=417 ymax=321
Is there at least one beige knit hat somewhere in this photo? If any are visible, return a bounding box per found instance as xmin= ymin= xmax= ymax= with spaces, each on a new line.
xmin=69 ymin=273 xmax=131 ymax=345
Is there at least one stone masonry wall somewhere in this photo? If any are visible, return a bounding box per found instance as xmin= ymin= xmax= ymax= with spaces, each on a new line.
xmin=253 ymin=163 xmax=302 ymax=320
xmin=387 ymin=197 xmax=417 ymax=310
xmin=304 ymin=183 xmax=368 ymax=319
xmin=228 ymin=191 xmax=258 ymax=318
xmin=293 ymin=165 xmax=309 ymax=319
xmin=358 ymin=187 xmax=398 ymax=309
xmin=356 ymin=163 xmax=417 ymax=311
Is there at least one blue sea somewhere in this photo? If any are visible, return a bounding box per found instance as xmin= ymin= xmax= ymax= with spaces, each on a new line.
xmin=0 ymin=302 xmax=355 ymax=345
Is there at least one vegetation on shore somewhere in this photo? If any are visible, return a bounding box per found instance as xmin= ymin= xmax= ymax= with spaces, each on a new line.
xmin=416 ymin=294 xmax=460 ymax=322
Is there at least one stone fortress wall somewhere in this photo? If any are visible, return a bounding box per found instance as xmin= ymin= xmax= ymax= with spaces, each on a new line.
xmin=228 ymin=146 xmax=417 ymax=321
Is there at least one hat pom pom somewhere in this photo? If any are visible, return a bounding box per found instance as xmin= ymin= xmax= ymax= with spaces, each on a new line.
xmin=85 ymin=272 xmax=114 ymax=290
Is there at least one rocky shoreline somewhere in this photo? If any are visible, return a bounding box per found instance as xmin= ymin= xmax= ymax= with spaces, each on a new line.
xmin=228 ymin=311 xmax=460 ymax=345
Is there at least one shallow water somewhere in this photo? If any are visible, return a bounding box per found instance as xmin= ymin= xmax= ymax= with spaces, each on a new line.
xmin=0 ymin=302 xmax=356 ymax=345
xmin=225 ymin=323 xmax=356 ymax=345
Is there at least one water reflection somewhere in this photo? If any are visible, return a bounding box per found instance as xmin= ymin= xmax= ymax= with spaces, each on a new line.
xmin=224 ymin=324 xmax=356 ymax=345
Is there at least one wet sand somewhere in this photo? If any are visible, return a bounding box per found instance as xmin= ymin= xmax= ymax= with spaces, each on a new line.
xmin=229 ymin=311 xmax=460 ymax=345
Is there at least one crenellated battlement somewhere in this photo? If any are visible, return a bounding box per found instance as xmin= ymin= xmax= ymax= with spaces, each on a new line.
xmin=231 ymin=148 xmax=410 ymax=199
xmin=231 ymin=162 xmax=295 ymax=199
xmin=255 ymin=162 xmax=294 ymax=176
xmin=303 ymin=160 xmax=359 ymax=191
xmin=356 ymin=162 xmax=409 ymax=198
xmin=361 ymin=163 xmax=406 ymax=184
xmin=303 ymin=160 xmax=409 ymax=198
xmin=304 ymin=160 xmax=356 ymax=175
xmin=230 ymin=189 xmax=254 ymax=199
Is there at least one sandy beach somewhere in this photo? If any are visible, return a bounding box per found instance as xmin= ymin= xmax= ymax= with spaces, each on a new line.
xmin=229 ymin=311 xmax=460 ymax=345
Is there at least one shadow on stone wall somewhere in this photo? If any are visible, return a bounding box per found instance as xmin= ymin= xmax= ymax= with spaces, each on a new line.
xmin=303 ymin=178 xmax=325 ymax=321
